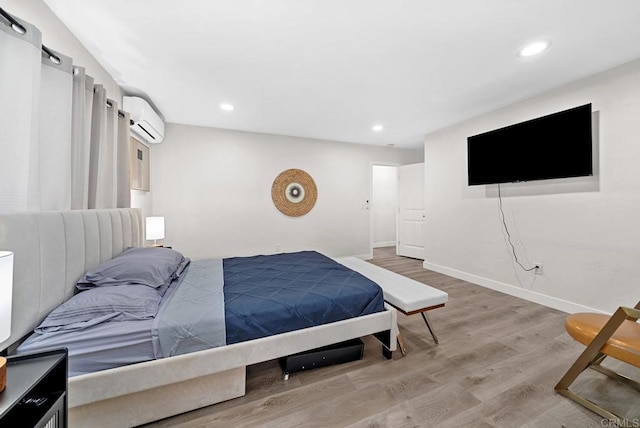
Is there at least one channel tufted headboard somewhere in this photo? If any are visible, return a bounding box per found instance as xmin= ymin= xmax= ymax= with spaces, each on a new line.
xmin=0 ymin=208 xmax=143 ymax=350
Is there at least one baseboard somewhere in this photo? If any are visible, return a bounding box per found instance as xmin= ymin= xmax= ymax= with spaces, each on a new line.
xmin=354 ymin=253 xmax=373 ymax=261
xmin=422 ymin=261 xmax=605 ymax=315
xmin=373 ymin=242 xmax=395 ymax=249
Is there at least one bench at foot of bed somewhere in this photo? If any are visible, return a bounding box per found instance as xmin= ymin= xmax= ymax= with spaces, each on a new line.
xmin=335 ymin=257 xmax=449 ymax=355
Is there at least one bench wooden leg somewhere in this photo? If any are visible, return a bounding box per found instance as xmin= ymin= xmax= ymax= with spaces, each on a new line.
xmin=421 ymin=312 xmax=439 ymax=344
xmin=396 ymin=333 xmax=407 ymax=356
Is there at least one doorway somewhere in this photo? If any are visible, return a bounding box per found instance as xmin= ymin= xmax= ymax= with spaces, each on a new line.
xmin=370 ymin=163 xmax=425 ymax=260
xmin=371 ymin=165 xmax=398 ymax=250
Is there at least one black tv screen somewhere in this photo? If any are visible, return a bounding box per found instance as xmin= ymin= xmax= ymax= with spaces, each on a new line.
xmin=467 ymin=103 xmax=593 ymax=185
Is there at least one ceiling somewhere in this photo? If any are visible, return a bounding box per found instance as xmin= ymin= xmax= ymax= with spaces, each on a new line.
xmin=43 ymin=0 xmax=640 ymax=149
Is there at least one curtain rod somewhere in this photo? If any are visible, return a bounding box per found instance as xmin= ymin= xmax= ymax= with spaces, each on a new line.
xmin=1 ymin=6 xmax=123 ymax=119
xmin=41 ymin=45 xmax=62 ymax=65
xmin=0 ymin=6 xmax=25 ymax=34
xmin=0 ymin=6 xmax=61 ymax=64
xmin=105 ymin=100 xmax=125 ymax=118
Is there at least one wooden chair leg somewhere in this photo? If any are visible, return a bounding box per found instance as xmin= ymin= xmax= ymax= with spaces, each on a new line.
xmin=396 ymin=333 xmax=407 ymax=356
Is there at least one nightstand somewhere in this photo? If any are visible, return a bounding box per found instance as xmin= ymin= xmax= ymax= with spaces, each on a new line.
xmin=0 ymin=349 xmax=68 ymax=428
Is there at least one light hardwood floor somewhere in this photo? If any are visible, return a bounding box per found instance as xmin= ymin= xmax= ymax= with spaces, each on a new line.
xmin=143 ymin=248 xmax=638 ymax=427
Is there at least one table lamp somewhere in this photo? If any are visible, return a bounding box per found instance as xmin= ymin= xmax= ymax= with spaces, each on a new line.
xmin=0 ymin=251 xmax=13 ymax=393
xmin=145 ymin=216 xmax=165 ymax=247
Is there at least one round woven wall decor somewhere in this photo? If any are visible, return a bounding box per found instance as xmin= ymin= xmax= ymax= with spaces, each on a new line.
xmin=271 ymin=169 xmax=318 ymax=217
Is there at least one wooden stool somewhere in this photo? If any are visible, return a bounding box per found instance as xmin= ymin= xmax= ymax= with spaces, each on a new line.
xmin=555 ymin=304 xmax=640 ymax=425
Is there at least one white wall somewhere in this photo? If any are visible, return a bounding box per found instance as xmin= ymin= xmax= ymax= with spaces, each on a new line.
xmin=131 ymin=189 xmax=152 ymax=219
xmin=371 ymin=165 xmax=397 ymax=247
xmin=151 ymin=124 xmax=422 ymax=260
xmin=423 ymin=58 xmax=640 ymax=314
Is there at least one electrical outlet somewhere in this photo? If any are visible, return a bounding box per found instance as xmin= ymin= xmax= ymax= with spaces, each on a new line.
xmin=275 ymin=244 xmax=281 ymax=252
xmin=534 ymin=263 xmax=543 ymax=275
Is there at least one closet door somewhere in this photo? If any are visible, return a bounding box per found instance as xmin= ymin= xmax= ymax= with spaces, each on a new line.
xmin=397 ymin=163 xmax=425 ymax=260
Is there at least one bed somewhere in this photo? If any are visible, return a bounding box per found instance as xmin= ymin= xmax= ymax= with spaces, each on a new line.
xmin=0 ymin=208 xmax=398 ymax=428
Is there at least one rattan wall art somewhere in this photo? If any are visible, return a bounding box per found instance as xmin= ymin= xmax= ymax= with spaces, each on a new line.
xmin=271 ymin=168 xmax=317 ymax=217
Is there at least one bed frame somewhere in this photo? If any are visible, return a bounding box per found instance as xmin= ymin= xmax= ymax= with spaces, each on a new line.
xmin=0 ymin=208 xmax=398 ymax=427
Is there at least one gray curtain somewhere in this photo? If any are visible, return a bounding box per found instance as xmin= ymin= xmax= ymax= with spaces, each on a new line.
xmin=0 ymin=17 xmax=41 ymax=212
xmin=71 ymin=67 xmax=94 ymax=209
xmin=0 ymin=11 xmax=131 ymax=214
xmin=117 ymin=110 xmax=132 ymax=208
xmin=88 ymin=86 xmax=121 ymax=209
xmin=39 ymin=47 xmax=73 ymax=210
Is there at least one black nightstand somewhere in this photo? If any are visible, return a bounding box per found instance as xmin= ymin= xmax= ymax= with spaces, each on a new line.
xmin=0 ymin=349 xmax=68 ymax=428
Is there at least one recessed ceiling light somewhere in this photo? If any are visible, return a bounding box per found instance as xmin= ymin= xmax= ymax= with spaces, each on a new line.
xmin=372 ymin=125 xmax=384 ymax=132
xmin=518 ymin=40 xmax=551 ymax=58
xmin=220 ymin=103 xmax=234 ymax=111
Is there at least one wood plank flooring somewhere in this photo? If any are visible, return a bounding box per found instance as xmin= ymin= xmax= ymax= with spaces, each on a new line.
xmin=143 ymin=247 xmax=638 ymax=427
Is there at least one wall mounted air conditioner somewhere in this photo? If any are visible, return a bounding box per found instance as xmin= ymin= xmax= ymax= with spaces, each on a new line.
xmin=123 ymin=96 xmax=165 ymax=144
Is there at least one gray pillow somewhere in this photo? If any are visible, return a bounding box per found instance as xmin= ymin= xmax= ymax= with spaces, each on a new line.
xmin=35 ymin=284 xmax=162 ymax=333
xmin=76 ymin=247 xmax=186 ymax=290
xmin=157 ymin=256 xmax=191 ymax=297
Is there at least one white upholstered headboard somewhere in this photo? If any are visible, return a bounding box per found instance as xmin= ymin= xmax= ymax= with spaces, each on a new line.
xmin=0 ymin=208 xmax=143 ymax=350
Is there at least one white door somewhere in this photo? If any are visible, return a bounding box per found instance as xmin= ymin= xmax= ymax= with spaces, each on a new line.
xmin=397 ymin=163 xmax=425 ymax=260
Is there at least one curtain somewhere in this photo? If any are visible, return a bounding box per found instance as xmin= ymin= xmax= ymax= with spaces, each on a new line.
xmin=39 ymin=47 xmax=73 ymax=210
xmin=0 ymin=10 xmax=130 ymax=213
xmin=70 ymin=67 xmax=94 ymax=209
xmin=88 ymin=84 xmax=108 ymax=209
xmin=0 ymin=17 xmax=41 ymax=212
xmin=117 ymin=110 xmax=132 ymax=208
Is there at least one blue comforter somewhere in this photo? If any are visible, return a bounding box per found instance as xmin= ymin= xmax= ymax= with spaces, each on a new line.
xmin=223 ymin=251 xmax=386 ymax=344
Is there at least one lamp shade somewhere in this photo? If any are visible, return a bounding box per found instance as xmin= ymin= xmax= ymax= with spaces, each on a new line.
xmin=145 ymin=216 xmax=165 ymax=241
xmin=0 ymin=251 xmax=13 ymax=343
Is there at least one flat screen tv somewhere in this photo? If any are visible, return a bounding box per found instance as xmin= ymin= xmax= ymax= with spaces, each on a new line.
xmin=467 ymin=103 xmax=593 ymax=185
